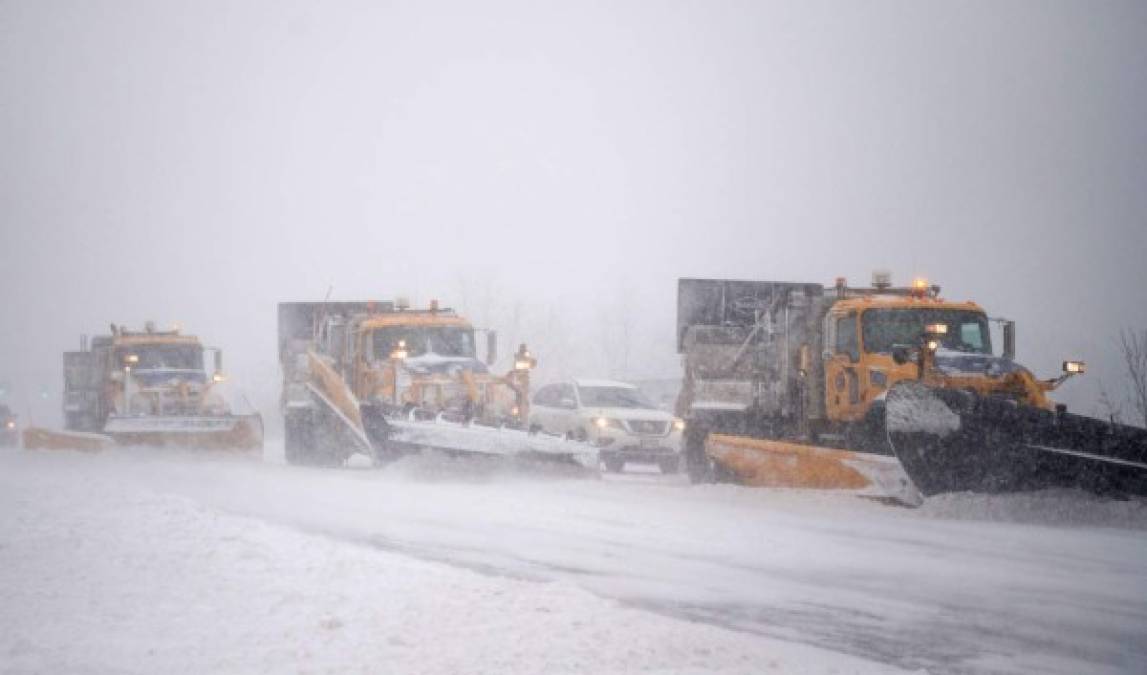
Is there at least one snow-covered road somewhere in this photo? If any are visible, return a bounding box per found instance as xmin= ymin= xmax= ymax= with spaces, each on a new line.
xmin=2 ymin=446 xmax=1145 ymax=674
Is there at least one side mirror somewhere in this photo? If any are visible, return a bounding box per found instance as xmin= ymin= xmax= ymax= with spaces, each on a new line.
xmin=892 ymin=345 xmax=911 ymax=365
xmin=486 ymin=330 xmax=497 ymax=366
xmin=1002 ymin=321 xmax=1016 ymax=360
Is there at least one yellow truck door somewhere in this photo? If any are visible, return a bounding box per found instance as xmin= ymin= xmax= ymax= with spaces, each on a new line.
xmin=825 ymin=312 xmax=867 ymax=422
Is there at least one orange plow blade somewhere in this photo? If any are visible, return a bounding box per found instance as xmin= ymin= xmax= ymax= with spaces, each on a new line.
xmin=705 ymin=434 xmax=921 ymax=504
xmin=22 ymin=427 xmax=115 ymax=452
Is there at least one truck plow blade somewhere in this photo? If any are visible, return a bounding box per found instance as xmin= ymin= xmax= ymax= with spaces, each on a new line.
xmin=383 ymin=415 xmax=600 ymax=471
xmin=705 ymin=434 xmax=920 ymax=504
xmin=22 ymin=415 xmax=263 ymax=453
xmin=23 ymin=427 xmax=115 ymax=452
xmin=885 ymin=381 xmax=1147 ymax=497
xmin=300 ymin=395 xmax=599 ymax=471
xmin=101 ymin=414 xmax=264 ymax=451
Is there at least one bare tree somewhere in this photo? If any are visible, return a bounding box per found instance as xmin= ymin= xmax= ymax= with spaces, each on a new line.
xmin=1096 ymin=379 xmax=1123 ymax=425
xmin=1118 ymin=328 xmax=1147 ymax=428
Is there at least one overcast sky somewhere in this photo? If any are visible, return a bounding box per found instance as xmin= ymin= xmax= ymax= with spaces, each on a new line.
xmin=2 ymin=0 xmax=1145 ymax=425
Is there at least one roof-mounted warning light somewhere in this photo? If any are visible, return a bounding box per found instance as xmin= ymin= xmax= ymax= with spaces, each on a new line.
xmin=910 ymin=277 xmax=942 ymax=298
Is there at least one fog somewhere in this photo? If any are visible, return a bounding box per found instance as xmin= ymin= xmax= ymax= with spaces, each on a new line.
xmin=2 ymin=0 xmax=1145 ymax=428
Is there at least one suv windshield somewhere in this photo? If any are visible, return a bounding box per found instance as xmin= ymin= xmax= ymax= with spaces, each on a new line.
xmin=862 ymin=309 xmax=991 ymax=355
xmin=116 ymin=345 xmax=204 ymax=370
xmin=577 ymin=385 xmax=655 ymax=409
xmin=372 ymin=326 xmax=476 ymax=359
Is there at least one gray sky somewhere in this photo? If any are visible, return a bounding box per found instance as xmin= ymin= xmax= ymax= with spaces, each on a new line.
xmin=2 ymin=0 xmax=1145 ymax=424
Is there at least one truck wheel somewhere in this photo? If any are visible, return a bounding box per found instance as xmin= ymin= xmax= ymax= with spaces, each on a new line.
xmin=603 ymin=457 xmax=625 ymax=473
xmin=711 ymin=460 xmax=738 ymax=484
xmin=684 ymin=426 xmax=711 ymax=484
xmin=284 ymin=410 xmax=316 ymax=466
xmin=658 ymin=456 xmax=681 ymax=475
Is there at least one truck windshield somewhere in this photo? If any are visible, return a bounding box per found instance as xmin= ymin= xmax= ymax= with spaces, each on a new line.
xmin=862 ymin=309 xmax=991 ymax=355
xmin=372 ymin=326 xmax=476 ymax=359
xmin=117 ymin=345 xmax=204 ymax=370
xmin=577 ymin=386 xmax=656 ymax=409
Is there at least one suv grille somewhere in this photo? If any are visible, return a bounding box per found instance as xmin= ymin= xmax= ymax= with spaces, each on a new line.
xmin=627 ymin=420 xmax=668 ymax=435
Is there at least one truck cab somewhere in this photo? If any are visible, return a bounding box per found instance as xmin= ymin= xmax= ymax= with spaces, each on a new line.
xmin=822 ymin=295 xmax=993 ymax=423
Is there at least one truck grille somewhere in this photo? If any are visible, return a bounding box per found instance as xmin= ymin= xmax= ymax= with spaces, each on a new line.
xmin=627 ymin=420 xmax=668 ymax=435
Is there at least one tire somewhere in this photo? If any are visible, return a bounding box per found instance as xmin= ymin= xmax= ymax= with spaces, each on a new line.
xmin=658 ymin=456 xmax=681 ymax=475
xmin=684 ymin=426 xmax=711 ymax=484
xmin=603 ymin=457 xmax=625 ymax=473
xmin=711 ymin=459 xmax=738 ymax=483
xmin=284 ymin=410 xmax=317 ymax=466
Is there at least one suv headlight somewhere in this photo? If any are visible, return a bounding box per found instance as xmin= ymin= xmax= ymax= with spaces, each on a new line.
xmin=592 ymin=417 xmax=624 ymax=430
xmin=672 ymin=418 xmax=685 ymax=432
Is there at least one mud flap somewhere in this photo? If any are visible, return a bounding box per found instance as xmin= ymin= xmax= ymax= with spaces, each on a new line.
xmin=885 ymin=381 xmax=1147 ymax=497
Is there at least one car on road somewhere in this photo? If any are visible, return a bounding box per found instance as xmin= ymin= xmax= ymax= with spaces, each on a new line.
xmin=529 ymin=378 xmax=684 ymax=473
xmin=0 ymin=404 xmax=18 ymax=447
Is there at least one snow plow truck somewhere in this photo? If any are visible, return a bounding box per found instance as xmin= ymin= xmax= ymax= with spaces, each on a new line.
xmin=23 ymin=323 xmax=263 ymax=452
xmin=676 ymin=274 xmax=1147 ymax=499
xmin=277 ymin=299 xmax=598 ymax=470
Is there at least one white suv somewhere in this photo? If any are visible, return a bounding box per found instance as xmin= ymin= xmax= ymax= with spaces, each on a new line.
xmin=529 ymin=379 xmax=684 ymax=473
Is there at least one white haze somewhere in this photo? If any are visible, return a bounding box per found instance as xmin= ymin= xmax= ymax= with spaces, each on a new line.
xmin=2 ymin=0 xmax=1146 ymax=429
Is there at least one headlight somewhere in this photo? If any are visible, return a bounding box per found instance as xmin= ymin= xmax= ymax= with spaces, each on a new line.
xmin=672 ymin=418 xmax=685 ymax=432
xmin=514 ymin=345 xmax=536 ymax=370
xmin=4 ymin=421 xmax=14 ymax=430
xmin=592 ymin=417 xmax=623 ymax=430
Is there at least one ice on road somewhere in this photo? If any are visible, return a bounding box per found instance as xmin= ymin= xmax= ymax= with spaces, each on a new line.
xmin=2 ymin=446 xmax=1145 ymax=674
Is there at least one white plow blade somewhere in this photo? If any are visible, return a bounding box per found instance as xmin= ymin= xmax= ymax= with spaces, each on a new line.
xmin=103 ymin=416 xmax=241 ymax=434
xmin=388 ymin=418 xmax=599 ymax=469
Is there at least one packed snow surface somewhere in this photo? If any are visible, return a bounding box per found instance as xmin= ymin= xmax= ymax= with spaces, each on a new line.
xmin=2 ymin=445 xmax=1146 ymax=674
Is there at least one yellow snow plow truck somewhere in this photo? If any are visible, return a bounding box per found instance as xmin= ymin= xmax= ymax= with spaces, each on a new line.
xmin=23 ymin=323 xmax=263 ymax=452
xmin=278 ymin=300 xmax=598 ymax=469
xmin=674 ymin=275 xmax=1141 ymax=501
